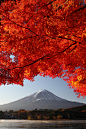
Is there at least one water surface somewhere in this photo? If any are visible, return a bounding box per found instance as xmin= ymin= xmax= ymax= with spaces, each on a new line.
xmin=0 ymin=120 xmax=86 ymax=129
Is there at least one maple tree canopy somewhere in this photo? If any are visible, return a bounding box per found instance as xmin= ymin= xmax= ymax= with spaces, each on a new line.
xmin=0 ymin=0 xmax=86 ymax=97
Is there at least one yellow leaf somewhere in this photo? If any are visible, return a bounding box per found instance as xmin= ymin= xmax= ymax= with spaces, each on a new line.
xmin=77 ymin=75 xmax=82 ymax=81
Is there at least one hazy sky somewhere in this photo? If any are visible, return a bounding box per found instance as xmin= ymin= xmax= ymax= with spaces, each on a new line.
xmin=0 ymin=75 xmax=86 ymax=105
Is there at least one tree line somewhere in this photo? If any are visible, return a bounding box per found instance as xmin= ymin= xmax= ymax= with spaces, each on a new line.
xmin=0 ymin=105 xmax=86 ymax=119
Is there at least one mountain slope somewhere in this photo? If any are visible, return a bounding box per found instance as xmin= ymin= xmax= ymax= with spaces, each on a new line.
xmin=0 ymin=89 xmax=85 ymax=111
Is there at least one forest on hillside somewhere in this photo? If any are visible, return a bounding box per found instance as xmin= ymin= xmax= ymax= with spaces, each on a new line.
xmin=0 ymin=105 xmax=86 ymax=119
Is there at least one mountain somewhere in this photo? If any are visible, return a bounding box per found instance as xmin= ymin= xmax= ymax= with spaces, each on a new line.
xmin=0 ymin=89 xmax=85 ymax=111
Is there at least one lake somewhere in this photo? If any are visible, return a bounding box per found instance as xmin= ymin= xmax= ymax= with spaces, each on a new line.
xmin=0 ymin=120 xmax=86 ymax=129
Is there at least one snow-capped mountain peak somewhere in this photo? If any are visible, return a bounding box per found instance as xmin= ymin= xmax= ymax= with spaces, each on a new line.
xmin=26 ymin=89 xmax=66 ymax=103
xmin=0 ymin=89 xmax=85 ymax=111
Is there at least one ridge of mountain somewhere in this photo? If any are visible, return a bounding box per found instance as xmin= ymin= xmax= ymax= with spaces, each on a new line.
xmin=18 ymin=89 xmax=67 ymax=102
xmin=0 ymin=89 xmax=85 ymax=111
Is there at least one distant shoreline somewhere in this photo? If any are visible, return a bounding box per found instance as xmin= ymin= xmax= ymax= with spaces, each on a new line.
xmin=1 ymin=118 xmax=86 ymax=120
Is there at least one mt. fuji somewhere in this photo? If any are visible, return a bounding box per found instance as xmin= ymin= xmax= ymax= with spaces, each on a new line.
xmin=0 ymin=89 xmax=85 ymax=111
xmin=25 ymin=89 xmax=66 ymax=102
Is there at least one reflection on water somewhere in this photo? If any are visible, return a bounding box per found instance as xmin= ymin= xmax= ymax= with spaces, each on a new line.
xmin=0 ymin=120 xmax=86 ymax=129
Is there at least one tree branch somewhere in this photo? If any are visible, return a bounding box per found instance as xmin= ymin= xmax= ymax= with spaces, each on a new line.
xmin=1 ymin=14 xmax=38 ymax=36
xmin=68 ymin=45 xmax=77 ymax=54
xmin=70 ymin=4 xmax=86 ymax=14
xmin=8 ymin=40 xmax=79 ymax=73
xmin=24 ymin=0 xmax=69 ymax=25
xmin=46 ymin=35 xmax=81 ymax=45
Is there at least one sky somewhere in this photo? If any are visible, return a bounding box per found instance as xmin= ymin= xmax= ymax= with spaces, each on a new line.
xmin=0 ymin=75 xmax=86 ymax=105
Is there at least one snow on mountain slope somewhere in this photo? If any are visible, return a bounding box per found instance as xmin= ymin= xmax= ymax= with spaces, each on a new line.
xmin=20 ymin=89 xmax=67 ymax=103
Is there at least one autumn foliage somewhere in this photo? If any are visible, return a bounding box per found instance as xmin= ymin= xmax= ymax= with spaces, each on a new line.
xmin=0 ymin=0 xmax=86 ymax=97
